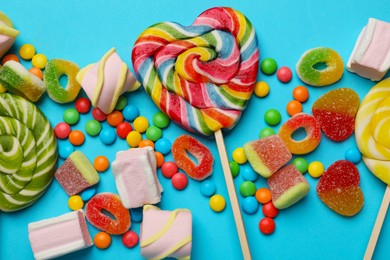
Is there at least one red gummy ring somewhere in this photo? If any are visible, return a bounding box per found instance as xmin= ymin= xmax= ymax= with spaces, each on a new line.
xmin=172 ymin=135 xmax=214 ymax=180
xmin=278 ymin=113 xmax=321 ymax=155
xmin=86 ymin=193 xmax=130 ymax=235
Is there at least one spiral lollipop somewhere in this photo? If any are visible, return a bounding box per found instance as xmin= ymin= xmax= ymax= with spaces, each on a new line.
xmin=132 ymin=7 xmax=259 ymax=259
xmin=0 ymin=93 xmax=57 ymax=212
xmin=355 ymin=77 xmax=390 ymax=258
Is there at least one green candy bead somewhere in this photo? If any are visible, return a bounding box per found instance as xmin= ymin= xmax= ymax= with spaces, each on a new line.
xmin=63 ymin=108 xmax=79 ymax=125
xmin=153 ymin=111 xmax=170 ymax=128
xmin=264 ymin=109 xmax=281 ymax=126
xmin=261 ymin=58 xmax=277 ymax=75
xmin=85 ymin=120 xmax=102 ymax=136
xmin=259 ymin=127 xmax=275 ymax=138
xmin=145 ymin=126 xmax=162 ymax=141
xmin=292 ymin=157 xmax=309 ymax=174
xmin=240 ymin=181 xmax=256 ymax=197
xmin=229 ymin=161 xmax=240 ymax=178
xmin=115 ymin=95 xmax=127 ymax=111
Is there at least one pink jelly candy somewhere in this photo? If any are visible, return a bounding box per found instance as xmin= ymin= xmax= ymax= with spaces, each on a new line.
xmin=243 ymin=134 xmax=292 ymax=178
xmin=316 ymin=160 xmax=364 ymax=216
xmin=312 ymin=88 xmax=360 ymax=142
xmin=267 ymin=164 xmax=310 ymax=209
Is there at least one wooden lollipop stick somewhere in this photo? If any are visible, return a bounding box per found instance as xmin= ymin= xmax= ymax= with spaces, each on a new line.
xmin=364 ymin=185 xmax=390 ymax=259
xmin=215 ymin=129 xmax=252 ymax=260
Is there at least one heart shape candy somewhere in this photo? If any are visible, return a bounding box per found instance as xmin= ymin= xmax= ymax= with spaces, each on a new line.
xmin=132 ymin=7 xmax=259 ymax=135
xmin=316 ymin=160 xmax=364 ymax=216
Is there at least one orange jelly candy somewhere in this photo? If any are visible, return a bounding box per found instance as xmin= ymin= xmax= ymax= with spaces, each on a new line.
xmin=86 ymin=193 xmax=131 ymax=235
xmin=172 ymin=134 xmax=213 ymax=180
xmin=312 ymin=88 xmax=360 ymax=142
xmin=278 ymin=113 xmax=321 ymax=155
xmin=316 ymin=160 xmax=364 ymax=216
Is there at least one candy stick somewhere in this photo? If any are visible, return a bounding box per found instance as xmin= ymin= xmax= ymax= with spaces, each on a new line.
xmin=215 ymin=129 xmax=252 ymax=260
xmin=364 ymin=185 xmax=390 ymax=259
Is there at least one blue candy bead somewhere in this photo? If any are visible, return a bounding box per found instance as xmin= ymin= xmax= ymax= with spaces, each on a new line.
xmin=80 ymin=187 xmax=96 ymax=201
xmin=99 ymin=127 xmax=116 ymax=145
xmin=59 ymin=141 xmax=74 ymax=159
xmin=122 ymin=105 xmax=140 ymax=122
xmin=155 ymin=137 xmax=172 ymax=155
xmin=242 ymin=167 xmax=258 ymax=182
xmin=242 ymin=196 xmax=259 ymax=215
xmin=130 ymin=207 xmax=143 ymax=223
xmin=200 ymin=180 xmax=216 ymax=197
xmin=345 ymin=147 xmax=362 ymax=164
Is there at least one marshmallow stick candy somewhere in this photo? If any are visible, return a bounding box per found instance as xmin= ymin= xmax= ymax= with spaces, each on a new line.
xmin=132 ymin=7 xmax=259 ymax=259
xmin=355 ymin=78 xmax=390 ymax=259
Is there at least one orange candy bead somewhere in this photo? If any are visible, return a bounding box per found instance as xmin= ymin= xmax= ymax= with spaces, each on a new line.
xmin=155 ymin=151 xmax=164 ymax=168
xmin=255 ymin=188 xmax=272 ymax=204
xmin=2 ymin=54 xmax=19 ymax=64
xmin=293 ymin=86 xmax=309 ymax=103
xmin=94 ymin=232 xmax=112 ymax=249
xmin=94 ymin=156 xmax=110 ymax=172
xmin=286 ymin=100 xmax=303 ymax=116
xmin=138 ymin=139 xmax=155 ymax=149
xmin=69 ymin=130 xmax=85 ymax=146
xmin=28 ymin=67 xmax=43 ymax=80
xmin=107 ymin=111 xmax=124 ymax=127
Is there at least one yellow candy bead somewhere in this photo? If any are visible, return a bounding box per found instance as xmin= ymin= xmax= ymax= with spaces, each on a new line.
xmin=126 ymin=130 xmax=142 ymax=147
xmin=133 ymin=116 xmax=149 ymax=133
xmin=19 ymin=44 xmax=36 ymax=60
xmin=232 ymin=147 xmax=247 ymax=164
xmin=308 ymin=161 xmax=325 ymax=178
xmin=68 ymin=195 xmax=84 ymax=211
xmin=209 ymin=194 xmax=226 ymax=212
xmin=32 ymin=53 xmax=48 ymax=69
xmin=0 ymin=82 xmax=7 ymax=93
xmin=254 ymin=81 xmax=270 ymax=97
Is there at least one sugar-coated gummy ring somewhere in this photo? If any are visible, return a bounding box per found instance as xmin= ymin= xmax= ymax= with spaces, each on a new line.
xmin=296 ymin=47 xmax=344 ymax=87
xmin=44 ymin=59 xmax=81 ymax=103
xmin=86 ymin=193 xmax=131 ymax=235
xmin=278 ymin=113 xmax=321 ymax=155
xmin=0 ymin=93 xmax=57 ymax=212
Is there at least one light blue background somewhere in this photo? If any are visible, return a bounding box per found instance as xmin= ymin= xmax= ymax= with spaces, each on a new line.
xmin=1 ymin=1 xmax=390 ymax=259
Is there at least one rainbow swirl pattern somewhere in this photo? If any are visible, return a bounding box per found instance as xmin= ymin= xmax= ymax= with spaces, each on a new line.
xmin=0 ymin=93 xmax=57 ymax=212
xmin=355 ymin=78 xmax=390 ymax=185
xmin=132 ymin=7 xmax=259 ymax=135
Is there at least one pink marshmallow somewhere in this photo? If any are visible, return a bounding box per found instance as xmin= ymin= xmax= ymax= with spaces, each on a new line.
xmin=112 ymin=147 xmax=163 ymax=209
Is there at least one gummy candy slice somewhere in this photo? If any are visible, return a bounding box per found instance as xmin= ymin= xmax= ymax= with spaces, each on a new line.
xmin=316 ymin=160 xmax=364 ymax=216
xmin=85 ymin=193 xmax=131 ymax=234
xmin=267 ymin=164 xmax=310 ymax=209
xmin=312 ymin=88 xmax=360 ymax=142
xmin=243 ymin=135 xmax=292 ymax=178
xmin=172 ymin=135 xmax=213 ymax=180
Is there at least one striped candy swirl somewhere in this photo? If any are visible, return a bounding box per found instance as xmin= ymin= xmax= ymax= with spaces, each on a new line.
xmin=0 ymin=93 xmax=57 ymax=212
xmin=355 ymin=78 xmax=390 ymax=185
xmin=132 ymin=7 xmax=259 ymax=135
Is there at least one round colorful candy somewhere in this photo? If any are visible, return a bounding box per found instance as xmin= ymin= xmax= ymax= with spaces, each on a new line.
xmin=161 ymin=161 xmax=178 ymax=179
xmin=259 ymin=127 xmax=275 ymax=138
xmin=126 ymin=131 xmax=142 ymax=147
xmin=58 ymin=141 xmax=74 ymax=159
xmin=241 ymin=167 xmax=258 ymax=182
xmin=293 ymin=86 xmax=309 ymax=103
xmin=292 ymin=157 xmax=309 ymax=174
xmin=63 ymin=108 xmax=80 ymax=125
xmin=240 ymin=181 xmax=256 ymax=197
xmin=242 ymin=196 xmax=259 ymax=215
xmin=68 ymin=195 xmax=84 ymax=211
xmin=259 ymin=217 xmax=275 ymax=235
xmin=155 ymin=138 xmax=172 ymax=155
xmin=286 ymin=100 xmax=303 ymax=116
xmin=19 ymin=44 xmax=36 ymax=60
xmin=94 ymin=156 xmax=110 ymax=172
xmin=139 ymin=139 xmax=155 ymax=149
xmin=107 ymin=111 xmax=124 ymax=127
xmin=308 ymin=161 xmax=325 ymax=178
xmin=116 ymin=122 xmax=133 ymax=139
xmin=254 ymin=81 xmax=270 ymax=98
xmin=153 ymin=111 xmax=170 ymax=128
xmin=171 ymin=173 xmax=188 ymax=190
xmin=80 ymin=187 xmax=97 ymax=201
xmin=94 ymin=232 xmax=111 ymax=249
xmin=209 ymin=194 xmax=226 ymax=212
xmin=264 ymin=109 xmax=281 ymax=126
xmin=255 ymin=188 xmax=272 ymax=204
xmin=122 ymin=105 xmax=139 ymax=121
xmin=28 ymin=67 xmax=43 ymax=80
xmin=122 ymin=230 xmax=139 ymax=248
xmin=261 ymin=58 xmax=277 ymax=75
xmin=31 ymin=53 xmax=48 ymax=69
xmin=92 ymin=107 xmax=107 ymax=122
xmin=54 ymin=122 xmax=71 ymax=139
xmin=99 ymin=127 xmax=116 ymax=145
xmin=69 ymin=130 xmax=85 ymax=146
xmin=232 ymin=147 xmax=247 ymax=164
xmin=277 ymin=66 xmax=292 ymax=83
xmin=146 ymin=126 xmax=162 ymax=141
xmin=345 ymin=147 xmax=362 ymax=164
xmin=200 ymin=180 xmax=217 ymax=197
xmin=262 ymin=201 xmax=279 ymax=218
xmin=75 ymin=97 xmax=91 ymax=114
xmin=155 ymin=152 xmax=164 ymax=168
xmin=229 ymin=161 xmax=240 ymax=178
xmin=2 ymin=54 xmax=19 ymax=64
xmin=133 ymin=116 xmax=149 ymax=133
xmin=115 ymin=96 xmax=127 ymax=111
xmin=85 ymin=120 xmax=102 ymax=136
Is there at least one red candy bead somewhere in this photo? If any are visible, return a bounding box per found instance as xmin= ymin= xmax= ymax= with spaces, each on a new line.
xmin=92 ymin=107 xmax=107 ymax=122
xmin=116 ymin=122 xmax=133 ymax=139
xmin=161 ymin=161 xmax=179 ymax=179
xmin=262 ymin=201 xmax=279 ymax=218
xmin=54 ymin=122 xmax=71 ymax=139
xmin=171 ymin=173 xmax=188 ymax=190
xmin=259 ymin=217 xmax=275 ymax=235
xmin=277 ymin=66 xmax=292 ymax=83
xmin=122 ymin=230 xmax=139 ymax=248
xmin=75 ymin=97 xmax=91 ymax=114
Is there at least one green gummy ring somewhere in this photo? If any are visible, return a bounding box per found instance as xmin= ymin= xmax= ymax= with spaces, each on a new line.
xmin=44 ymin=59 xmax=81 ymax=103
xmin=0 ymin=93 xmax=58 ymax=212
